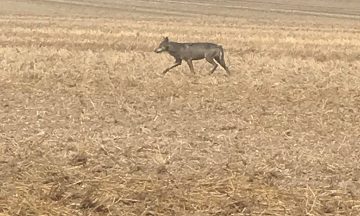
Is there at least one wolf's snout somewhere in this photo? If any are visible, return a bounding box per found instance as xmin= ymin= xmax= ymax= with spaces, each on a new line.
xmin=154 ymin=48 xmax=162 ymax=53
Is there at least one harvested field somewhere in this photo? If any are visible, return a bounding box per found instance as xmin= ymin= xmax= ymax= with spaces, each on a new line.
xmin=1 ymin=0 xmax=360 ymax=215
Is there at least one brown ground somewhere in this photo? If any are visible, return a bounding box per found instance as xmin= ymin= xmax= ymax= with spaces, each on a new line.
xmin=1 ymin=0 xmax=360 ymax=215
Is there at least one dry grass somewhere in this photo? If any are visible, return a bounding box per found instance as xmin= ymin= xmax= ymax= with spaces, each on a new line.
xmin=1 ymin=0 xmax=360 ymax=215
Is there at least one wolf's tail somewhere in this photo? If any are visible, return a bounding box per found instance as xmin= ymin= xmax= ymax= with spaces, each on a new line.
xmin=219 ymin=45 xmax=225 ymax=61
xmin=217 ymin=45 xmax=231 ymax=75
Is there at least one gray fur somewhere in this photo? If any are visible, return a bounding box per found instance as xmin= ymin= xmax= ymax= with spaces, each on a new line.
xmin=154 ymin=37 xmax=230 ymax=75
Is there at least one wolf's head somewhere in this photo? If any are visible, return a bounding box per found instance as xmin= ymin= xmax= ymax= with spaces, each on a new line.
xmin=154 ymin=37 xmax=170 ymax=53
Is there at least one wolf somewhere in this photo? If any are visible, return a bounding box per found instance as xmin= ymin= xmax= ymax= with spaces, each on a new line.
xmin=154 ymin=37 xmax=230 ymax=75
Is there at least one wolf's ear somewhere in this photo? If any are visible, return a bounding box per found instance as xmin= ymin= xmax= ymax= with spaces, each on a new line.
xmin=164 ymin=36 xmax=169 ymax=42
